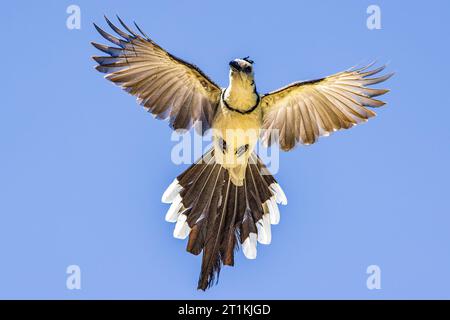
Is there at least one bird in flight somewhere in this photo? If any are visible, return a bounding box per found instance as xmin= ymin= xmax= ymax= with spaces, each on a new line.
xmin=92 ymin=16 xmax=393 ymax=290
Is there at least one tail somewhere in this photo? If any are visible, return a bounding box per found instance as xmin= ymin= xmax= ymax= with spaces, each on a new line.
xmin=161 ymin=149 xmax=287 ymax=290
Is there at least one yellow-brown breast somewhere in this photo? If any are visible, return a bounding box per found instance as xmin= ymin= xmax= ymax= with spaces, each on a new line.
xmin=212 ymin=99 xmax=262 ymax=186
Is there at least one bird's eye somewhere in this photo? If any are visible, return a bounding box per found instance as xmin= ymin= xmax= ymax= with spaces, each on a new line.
xmin=244 ymin=66 xmax=252 ymax=73
xmin=218 ymin=137 xmax=227 ymax=153
xmin=235 ymin=144 xmax=249 ymax=157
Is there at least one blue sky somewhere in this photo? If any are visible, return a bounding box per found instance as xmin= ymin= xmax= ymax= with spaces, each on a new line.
xmin=1 ymin=0 xmax=450 ymax=299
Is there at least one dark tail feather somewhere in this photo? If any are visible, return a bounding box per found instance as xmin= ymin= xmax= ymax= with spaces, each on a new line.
xmin=197 ymin=171 xmax=231 ymax=290
xmin=161 ymin=150 xmax=287 ymax=290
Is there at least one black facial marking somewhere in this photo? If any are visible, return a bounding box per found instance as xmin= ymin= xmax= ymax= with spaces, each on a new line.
xmin=243 ymin=66 xmax=252 ymax=73
xmin=229 ymin=60 xmax=240 ymax=71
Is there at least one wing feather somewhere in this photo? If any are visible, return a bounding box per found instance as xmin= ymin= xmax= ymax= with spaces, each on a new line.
xmin=261 ymin=64 xmax=393 ymax=150
xmin=92 ymin=17 xmax=221 ymax=133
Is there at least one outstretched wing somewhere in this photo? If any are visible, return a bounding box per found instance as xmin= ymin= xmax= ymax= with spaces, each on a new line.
xmin=260 ymin=63 xmax=393 ymax=151
xmin=92 ymin=16 xmax=222 ymax=133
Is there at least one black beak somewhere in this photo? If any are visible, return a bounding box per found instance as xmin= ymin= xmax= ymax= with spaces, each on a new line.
xmin=229 ymin=60 xmax=240 ymax=71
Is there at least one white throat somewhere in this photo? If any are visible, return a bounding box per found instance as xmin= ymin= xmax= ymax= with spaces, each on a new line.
xmin=224 ymin=75 xmax=258 ymax=112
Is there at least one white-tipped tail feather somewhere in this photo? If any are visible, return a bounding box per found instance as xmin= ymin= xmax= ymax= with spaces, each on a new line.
xmin=267 ymin=197 xmax=281 ymax=225
xmin=159 ymin=149 xmax=287 ymax=290
xmin=161 ymin=178 xmax=182 ymax=203
xmin=256 ymin=214 xmax=272 ymax=245
xmin=165 ymin=194 xmax=183 ymax=222
xmin=270 ymin=183 xmax=287 ymax=205
xmin=163 ymin=172 xmax=285 ymax=251
xmin=173 ymin=214 xmax=191 ymax=239
xmin=242 ymin=233 xmax=258 ymax=259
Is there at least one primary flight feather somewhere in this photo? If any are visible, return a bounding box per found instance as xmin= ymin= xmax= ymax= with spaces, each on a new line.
xmin=92 ymin=16 xmax=393 ymax=290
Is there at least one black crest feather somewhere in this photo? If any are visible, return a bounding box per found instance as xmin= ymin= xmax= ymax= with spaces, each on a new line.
xmin=242 ymin=56 xmax=254 ymax=64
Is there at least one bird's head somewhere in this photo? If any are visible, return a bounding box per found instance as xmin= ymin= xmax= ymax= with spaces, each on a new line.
xmin=229 ymin=57 xmax=254 ymax=85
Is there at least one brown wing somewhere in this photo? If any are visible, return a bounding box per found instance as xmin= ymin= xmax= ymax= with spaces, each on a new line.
xmin=92 ymin=16 xmax=222 ymax=133
xmin=260 ymin=63 xmax=393 ymax=151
